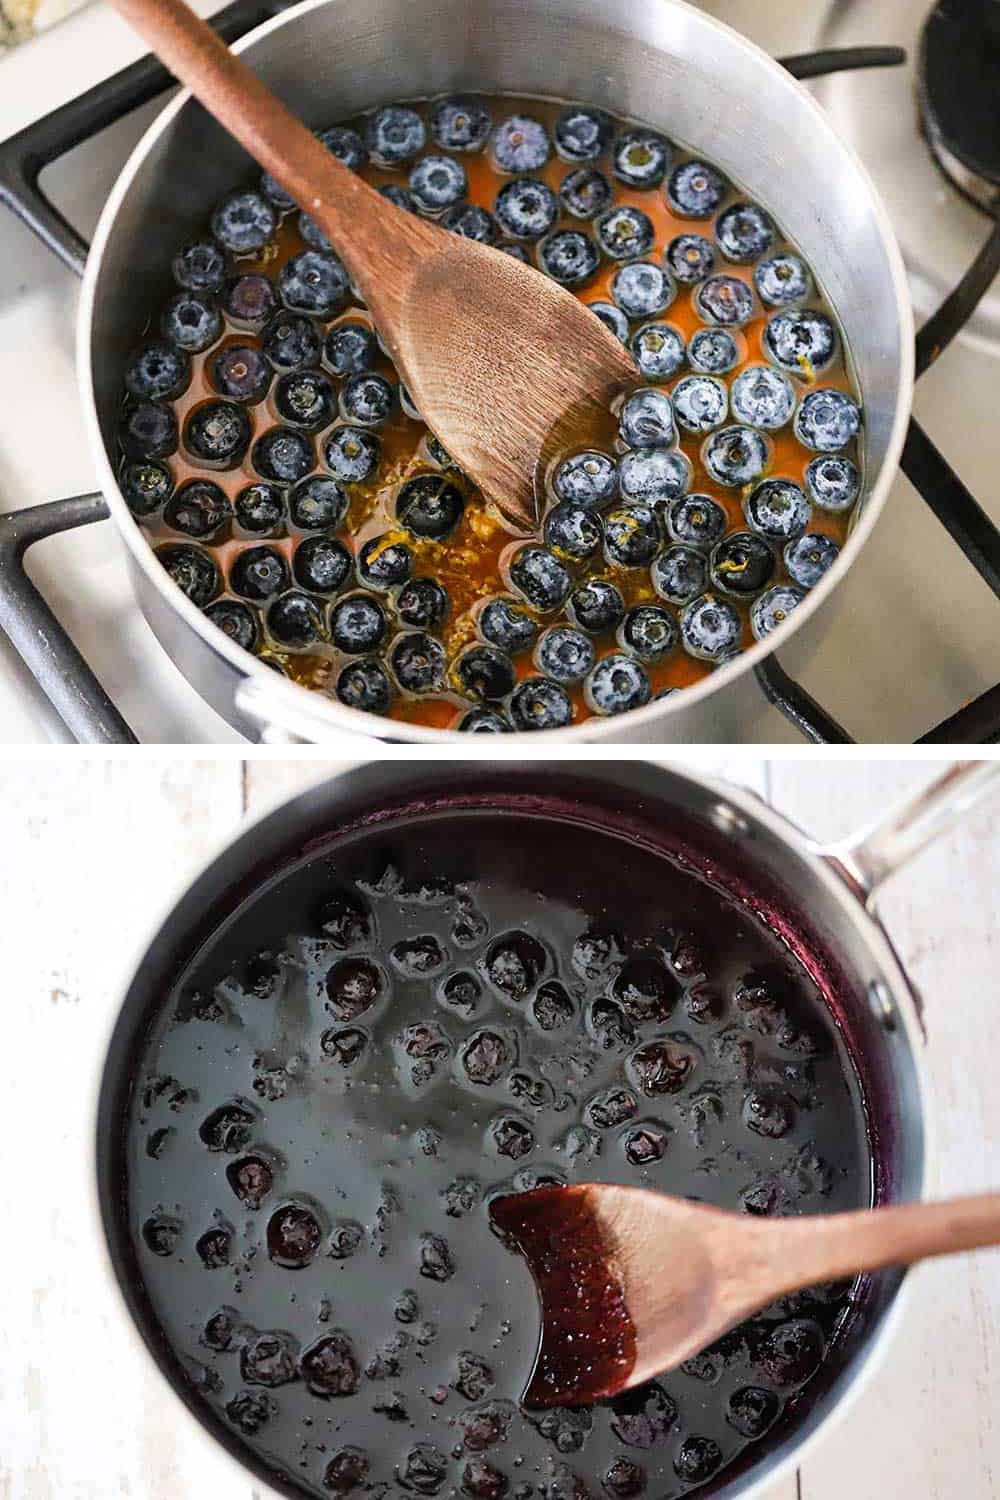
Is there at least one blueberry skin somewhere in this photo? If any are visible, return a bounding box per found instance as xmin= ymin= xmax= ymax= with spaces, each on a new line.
xmin=510 ymin=677 xmax=573 ymax=731
xmin=667 ymin=160 xmax=727 ymax=218
xmin=619 ymin=389 xmax=676 ymax=449
xmin=229 ymin=545 xmax=290 ymax=603
xmin=323 ymin=322 xmax=377 ymax=378
xmin=585 ymin=654 xmax=651 ymax=715
xmin=323 ymin=426 xmax=381 ymax=484
xmin=611 ymin=261 xmax=675 ymax=320
xmin=173 ymin=241 xmax=226 ymax=292
xmin=702 ymin=425 xmax=771 ymax=488
xmin=764 ymin=308 xmax=838 ymax=374
xmin=695 ymin=275 xmax=755 ymax=327
xmin=665 ymin=233 xmax=716 ymax=285
xmin=126 ymin=341 xmax=190 ymax=401
xmin=553 ymin=449 xmax=618 ymax=509
xmin=224 ymin=274 xmax=278 ymax=330
xmin=805 ymin=454 xmax=861 ymax=512
xmin=458 ymin=707 xmax=512 ymax=733
xmin=120 ymin=402 xmax=178 ymax=460
xmin=409 ymin=155 xmax=468 ymax=215
xmin=679 ymin=593 xmax=742 ymax=661
xmin=235 ymin=482 xmax=285 ymax=536
xmin=391 ymin=631 xmax=447 ymax=693
xmin=290 ymin=475 xmax=348 ymax=531
xmin=568 ymin=578 xmax=626 ymax=633
xmin=554 ymin=105 xmax=612 ymax=163
xmin=205 ymin=598 xmax=260 ymax=652
xmin=157 ymin=543 xmax=220 ymax=606
xmin=337 ymin=658 xmax=393 ymax=714
xmin=784 ymin=532 xmax=841 ymax=588
xmin=538 ymin=230 xmax=600 ymax=287
xmin=340 ymin=373 xmax=396 ymax=427
xmin=490 ymin=115 xmax=551 ymax=173
xmin=211 ymin=191 xmax=276 ymax=254
xmin=294 ymin=535 xmax=352 ymax=595
xmin=298 ymin=212 xmax=333 ymax=253
xmin=631 ymin=322 xmax=686 ymax=380
xmin=442 ymin=203 xmax=500 ymax=243
xmin=715 ymin=202 xmax=775 ymax=263
xmin=710 ymin=531 xmax=776 ymax=598
xmin=612 ymin=129 xmax=671 ymax=188
xmin=211 ymin=344 xmax=271 ymax=404
xmin=535 ymin=626 xmax=595 ymax=683
xmin=730 ymin=365 xmax=796 ymax=431
xmin=121 ymin=460 xmax=172 ymax=516
xmin=358 ymin=535 xmax=414 ymax=591
xmin=673 ymin=375 xmax=728 ymax=435
xmin=165 ymin=480 xmax=231 ymax=539
xmin=595 ymin=205 xmax=655 ymax=262
xmin=431 ymin=96 xmax=492 ymax=152
xmin=755 ymin=253 xmax=812 ymax=307
xmin=397 ymin=576 xmax=449 ymax=629
xmin=495 ymin=177 xmax=558 ymax=240
xmin=560 ymin=167 xmax=613 ymax=220
xmin=651 ymin=545 xmax=708 ymax=605
xmin=744 ymin=478 xmax=811 ymax=541
xmin=366 ymin=105 xmax=426 ymax=166
xmin=252 ymin=427 xmax=314 ymax=484
xmin=275 ymin=370 xmax=337 ymax=431
xmin=794 ymin=389 xmax=862 ymax=452
xmin=508 ymin=545 xmax=571 ymax=612
xmin=544 ymin=502 xmax=602 ymax=560
xmin=479 ymin=597 xmax=538 ymax=653
xmin=750 ymin=583 xmax=806 ymax=640
xmin=668 ymin=493 xmax=727 ymax=550
xmin=161 ymin=292 xmax=222 ymax=353
xmin=396 ymin=474 xmax=465 ymax=539
xmin=454 ymin=644 xmax=517 ymax=702
xmin=278 ymin=250 xmax=349 ymax=318
xmin=688 ymin=328 xmax=741 ymax=374
xmin=267 ymin=591 xmax=323 ymax=649
xmin=261 ymin=313 xmax=321 ymax=372
xmin=603 ymin=503 xmax=662 ymax=568
xmin=618 ymin=448 xmax=691 ymax=506
xmin=330 ymin=592 xmax=387 ymax=652
xmin=588 ymin=301 xmax=630 ymax=345
xmin=620 ymin=603 xmax=678 ymax=662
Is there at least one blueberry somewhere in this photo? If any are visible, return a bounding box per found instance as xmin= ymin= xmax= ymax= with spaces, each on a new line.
xmin=585 ymin=654 xmax=651 ymax=715
xmin=758 ymin=1320 xmax=825 ymax=1387
xmin=330 ymin=592 xmax=387 ymax=652
xmin=490 ymin=115 xmax=550 ymax=173
xmin=224 ymin=273 xmax=277 ymax=329
xmin=409 ymin=155 xmax=468 ymax=215
xmin=651 ymin=545 xmax=708 ymax=605
xmin=618 ymin=448 xmax=691 ymax=506
xmin=750 ymin=582 xmax=806 ymax=639
xmin=392 ymin=631 xmax=446 ymax=693
xmin=341 ymin=373 xmax=396 ymax=427
xmin=508 ymin=545 xmax=571 ymax=612
xmin=454 ymin=644 xmax=516 ymax=702
xmin=499 ymin=241 xmax=531 ymax=262
xmin=275 ymin=370 xmax=337 ymax=433
xmin=710 ymin=531 xmax=775 ymax=598
xmin=317 ymin=124 xmax=367 ymax=170
xmin=612 ymin=129 xmax=670 ymax=188
xmin=560 ymin=166 xmax=612 ymax=221
xmin=298 ymin=212 xmax=332 ymax=252
xmin=604 ymin=503 xmax=661 ymax=567
xmin=173 ymin=240 xmax=225 ymax=292
xmin=442 ymin=203 xmax=500 ymax=243
xmin=672 ymin=374 xmax=728 ymax=435
xmin=358 ymin=534 xmax=413 ymax=590
xmin=553 ymin=104 xmax=611 ymax=163
xmin=323 ymin=425 xmax=381 ymax=483
xmin=595 ymin=205 xmax=655 ymax=261
xmin=230 ymin=545 xmax=290 ymax=602
xmin=731 ymin=365 xmax=795 ymax=430
xmin=744 ymin=478 xmax=811 ymax=541
xmin=424 ymin=434 xmax=457 ymax=470
xmin=253 ymin=427 xmax=314 ymax=484
xmin=184 ymin=400 xmax=249 ymax=468
xmin=210 ymin=344 xmax=271 ymax=404
xmin=458 ymin=707 xmax=512 ymax=733
xmin=784 ymin=531 xmax=840 ymax=588
xmin=703 ymin=425 xmax=770 ymax=487
xmin=278 ymin=250 xmax=349 ymax=317
xmin=324 ymin=1447 xmax=370 ymax=1493
xmin=323 ymin=322 xmax=376 ymax=377
xmin=673 ymin=1437 xmax=722 ymax=1484
xmin=509 ymin=677 xmax=573 ymax=731
xmin=126 ymin=341 xmax=189 ymax=401
xmin=630 ymin=322 xmax=686 ymax=381
xmin=619 ymin=389 xmax=675 ymax=448
xmin=695 ymin=274 xmax=755 ymax=327
xmin=688 ymin=327 xmax=740 ymax=373
xmin=399 ymin=384 xmax=421 ymax=421
xmin=157 ymin=543 xmax=219 ymax=606
xmin=604 ymin=1459 xmax=646 ymax=1499
xmin=679 ymin=593 xmax=742 ymax=660
xmin=727 ymin=1386 xmax=780 ymax=1439
xmin=336 ymin=657 xmax=393 ymax=713
xmin=397 ymin=474 xmax=465 ymax=539
xmin=479 ymin=597 xmax=538 ymax=653
xmin=290 ymin=475 xmax=348 ymax=531
xmin=379 ymin=184 xmax=416 ymax=213
xmin=534 ymin=626 xmax=595 ymax=682
xmin=794 ymin=389 xmax=861 ymax=452
xmin=205 ymin=598 xmax=260 ymax=651
xmin=211 ymin=190 xmax=276 ymax=254
xmin=588 ymin=301 xmax=630 ymax=344
xmin=120 ymin=402 xmax=177 ymax=460
xmin=122 ymin=460 xmax=172 ymax=516
xmin=667 ymin=159 xmax=726 ymax=218
xmin=716 ymin=201 xmax=774 ymax=263
xmin=668 ymin=493 xmax=727 ymax=549
xmin=805 ymin=454 xmax=861 ymax=512
xmin=262 ymin=313 xmax=321 ymax=372
xmin=366 ymin=104 xmax=426 ymax=166
xmin=165 ymin=480 xmax=231 ymax=538
xmin=494 ymin=176 xmax=558 ymax=241
xmin=611 ymin=261 xmax=675 ymax=321
xmin=268 ymin=591 xmax=322 ymax=648
xmin=665 ymin=233 xmax=716 ymax=284
xmin=294 ymin=535 xmax=352 ymax=594
xmin=755 ymin=252 xmax=811 ymax=307
xmin=764 ymin=307 xmax=838 ymax=374
xmin=161 ymin=291 xmax=222 ymax=353
xmin=538 ymin=229 xmax=599 ymax=287
xmin=568 ymin=578 xmax=625 ymax=633
xmin=432 ymin=96 xmax=491 ymax=152
xmin=544 ymin=502 xmax=602 ymax=560
xmin=553 ymin=449 xmax=618 ymax=509
xmin=619 ymin=604 xmax=677 ymax=662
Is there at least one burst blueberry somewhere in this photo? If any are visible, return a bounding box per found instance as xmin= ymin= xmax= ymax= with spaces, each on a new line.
xmin=805 ymin=454 xmax=861 ymax=512
xmin=165 ymin=480 xmax=231 ymax=539
xmin=538 ymin=229 xmax=600 ymax=287
xmin=703 ymin=425 xmax=770 ymax=487
xmin=668 ymin=493 xmax=726 ymax=550
xmin=337 ymin=658 xmax=393 ymax=713
xmin=490 ymin=114 xmax=550 ymax=173
xmin=366 ymin=105 xmax=426 ymax=166
xmin=730 ymin=365 xmax=795 ymax=430
xmin=442 ymin=203 xmax=500 ymax=243
xmin=294 ymin=535 xmax=352 ymax=594
xmin=397 ymin=474 xmax=465 ymax=540
xmin=665 ymin=233 xmax=716 ymax=285
xmin=122 ymin=461 xmax=172 ymax=516
xmin=359 ymin=534 xmax=413 ymax=591
xmin=261 ymin=313 xmax=321 ymax=372
xmin=666 ymin=159 xmax=726 ymax=218
xmin=329 ymin=593 xmax=387 ymax=653
xmin=253 ymin=427 xmax=314 ymax=484
xmin=794 ymin=389 xmax=861 ymax=452
xmin=544 ymin=502 xmax=602 ymax=560
xmin=595 ymin=205 xmax=655 ymax=262
xmin=560 ymin=166 xmax=612 ymax=220
xmin=716 ymin=202 xmax=774 ymax=263
xmin=618 ymin=447 xmax=691 ymax=506
xmin=230 ymin=545 xmax=290 ymax=602
xmin=651 ymin=545 xmax=708 ymax=605
xmin=268 ymin=591 xmax=323 ymax=649
xmin=454 ymin=645 xmax=517 ymax=702
xmin=679 ymin=593 xmax=742 ymax=660
xmin=508 ymin=545 xmax=571 ymax=612
xmin=397 ymin=577 xmax=449 ymax=629
xmin=750 ymin=583 xmax=806 ymax=640
xmin=205 ymin=598 xmax=260 ymax=652
xmin=126 ymin=341 xmax=190 ymax=402
xmin=619 ymin=389 xmax=675 ymax=448
xmin=235 ymin=482 xmax=285 ymax=535
xmin=323 ymin=322 xmax=377 ymax=377
xmin=211 ymin=190 xmax=276 ymax=254
xmin=157 ymin=543 xmax=220 ymax=606
xmin=409 ymin=155 xmax=468 ymax=215
xmin=509 ymin=677 xmax=573 ymax=731
xmin=161 ymin=291 xmax=222 ymax=353
xmin=755 ymin=252 xmax=811 ymax=306
xmin=604 ymin=503 xmax=662 ymax=567
xmin=534 ymin=626 xmax=595 ymax=683
xmin=784 ymin=532 xmax=840 ymax=588
xmin=275 ymin=369 xmax=336 ymax=430
xmin=290 ymin=475 xmax=348 ymax=531
xmin=688 ymin=328 xmax=741 ymax=373
xmin=764 ymin=308 xmax=838 ymax=374
xmin=224 ymin=273 xmax=277 ymax=329
xmin=479 ymin=597 xmax=538 ymax=653
xmin=432 ymin=96 xmax=492 ymax=152
xmin=744 ymin=478 xmax=811 ymax=541
xmin=568 ymin=578 xmax=626 ymax=633
xmin=120 ymin=402 xmax=178 ymax=460
xmin=585 ymin=654 xmax=651 ymax=715
xmin=323 ymin=425 xmax=381 ymax=483
xmin=612 ymin=129 xmax=670 ymax=188
xmin=694 ymin=275 xmax=755 ymax=327
xmin=619 ymin=604 xmax=677 ymax=662
xmin=710 ymin=531 xmax=776 ymax=597
xmin=211 ymin=344 xmax=271 ymax=404
xmin=391 ymin=631 xmax=447 ymax=693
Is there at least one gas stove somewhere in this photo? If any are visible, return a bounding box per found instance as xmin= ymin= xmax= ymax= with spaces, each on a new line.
xmin=2 ymin=0 xmax=999 ymax=743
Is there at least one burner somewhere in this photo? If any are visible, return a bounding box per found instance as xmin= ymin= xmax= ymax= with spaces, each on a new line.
xmin=918 ymin=0 xmax=1000 ymax=211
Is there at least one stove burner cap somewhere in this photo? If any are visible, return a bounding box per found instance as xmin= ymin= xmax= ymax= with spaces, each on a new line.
xmin=918 ymin=0 xmax=1000 ymax=211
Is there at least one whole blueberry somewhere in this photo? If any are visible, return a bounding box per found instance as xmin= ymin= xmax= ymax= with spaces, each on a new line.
xmin=442 ymin=203 xmax=500 ymax=243
xmin=230 ymin=545 xmax=290 ymax=602
xmin=509 ymin=677 xmax=573 ymax=731
xmin=397 ymin=474 xmax=465 ymax=539
xmin=755 ymin=253 xmax=811 ymax=306
xmin=508 ymin=546 xmax=571 ymax=612
xmin=688 ymin=328 xmax=741 ymax=374
xmin=544 ymin=502 xmax=602 ymax=561
xmin=619 ymin=389 xmax=675 ymax=449
xmin=330 ymin=592 xmax=387 ymax=653
xmin=454 ymin=644 xmax=516 ymax=702
xmin=337 ymin=658 xmax=393 ymax=713
xmin=744 ymin=478 xmax=811 ymax=541
xmin=805 ymin=455 xmax=861 ymax=512
xmin=391 ymin=631 xmax=447 ymax=693
xmin=495 ymin=177 xmax=558 ymax=241
xmin=553 ymin=450 xmax=618 ymax=509
xmin=275 ymin=370 xmax=336 ymax=431
xmin=341 ymin=373 xmax=396 ymax=427
xmin=695 ymin=275 xmax=755 ymax=327
xmin=409 ymin=155 xmax=468 ymax=215
xmin=667 ymin=159 xmax=726 ymax=218
xmin=560 ymin=167 xmax=613 ymax=220
xmin=619 ymin=603 xmax=678 ymax=662
xmin=535 ymin=626 xmax=595 ymax=683
xmin=750 ymin=583 xmax=806 ymax=640
xmin=784 ymin=532 xmax=840 ymax=588
xmin=161 ymin=291 xmax=222 ymax=353
xmin=120 ymin=402 xmax=177 ymax=460
xmin=205 ymin=598 xmax=260 ymax=652
xmin=618 ymin=447 xmax=691 ymax=507
xmin=673 ymin=374 xmax=728 ymax=434
xmin=211 ymin=344 xmax=271 ymax=404
xmin=794 ymin=389 xmax=861 ymax=452
xmin=290 ymin=475 xmax=348 ymax=531
xmin=211 ymin=191 xmax=276 ymax=254
xmin=323 ymin=322 xmax=377 ymax=377
xmin=710 ymin=531 xmax=776 ymax=597
xmin=604 ymin=503 xmax=662 ymax=567
xmin=397 ymin=577 xmax=449 ymax=629
xmin=294 ymin=535 xmax=352 ymax=594
xmin=126 ymin=341 xmax=190 ymax=401
xmin=380 ymin=183 xmax=415 ymax=213
xmin=588 ymin=301 xmax=630 ymax=344
xmin=184 ymin=401 xmax=250 ymax=468
xmin=298 ymin=212 xmax=332 ymax=252
xmin=268 ymin=591 xmax=323 ymax=649
xmin=501 ymin=241 xmax=530 ymax=262
xmin=665 ymin=233 xmax=716 ymax=284
xmin=611 ymin=261 xmax=675 ymax=320
xmin=631 ymin=322 xmax=686 ymax=381
xmin=359 ymin=534 xmax=413 ymax=591
xmin=554 ymin=105 xmax=612 ymax=162
xmin=596 ymin=205 xmax=655 ymax=261
xmin=323 ymin=426 xmax=381 ymax=484
xmin=490 ymin=115 xmax=550 ymax=174
xmin=432 ymin=96 xmax=492 ymax=153
xmin=585 ymin=654 xmax=651 ymax=715
xmin=366 ymin=104 xmax=426 ymax=166
xmin=316 ymin=124 xmax=366 ymax=170
xmin=262 ymin=313 xmax=321 ymax=372
xmin=764 ymin=308 xmax=839 ymax=374
xmin=157 ymin=543 xmax=219 ymax=606
xmin=253 ymin=427 xmax=314 ymax=484
xmin=703 ymin=425 xmax=771 ymax=488
xmin=538 ymin=230 xmax=600 ymax=287
xmin=479 ymin=597 xmax=538 ymax=653
xmin=424 ymin=434 xmax=457 ymax=470
xmin=173 ymin=240 xmax=225 ymax=292
xmin=122 ymin=461 xmax=172 ymax=516
xmin=399 ymin=384 xmax=421 ymax=421
xmin=612 ymin=129 xmax=670 ymax=188
xmin=716 ymin=202 xmax=774 ymax=263
xmin=651 ymin=545 xmax=708 ymax=605
xmin=679 ymin=594 xmax=742 ymax=660
xmin=731 ymin=365 xmax=796 ymax=430
xmin=279 ymin=250 xmax=349 ymax=318
xmin=568 ymin=578 xmax=625 ymax=633
xmin=235 ymin=482 xmax=285 ymax=535
xmin=224 ymin=273 xmax=278 ymax=329
xmin=459 ymin=708 xmax=512 ymax=733
xmin=165 ymin=480 xmax=231 ymax=539
xmin=668 ymin=493 xmax=727 ymax=550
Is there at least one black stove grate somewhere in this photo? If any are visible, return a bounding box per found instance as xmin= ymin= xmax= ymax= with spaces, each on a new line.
xmin=0 ymin=27 xmax=998 ymax=743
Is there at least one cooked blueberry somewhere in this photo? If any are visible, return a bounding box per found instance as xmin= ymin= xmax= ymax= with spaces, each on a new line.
xmin=673 ymin=375 xmax=728 ymax=435
xmin=688 ymin=327 xmax=740 ymax=373
xmin=604 ymin=503 xmax=661 ymax=567
xmin=397 ymin=474 xmax=465 ymax=539
xmin=534 ymin=626 xmax=595 ymax=683
xmin=399 ymin=384 xmax=422 ymax=422
xmin=538 ymin=229 xmax=599 ymax=287
xmin=395 ymin=577 xmax=447 ymax=630
xmin=172 ymin=240 xmax=226 ymax=293
xmin=315 ymin=122 xmax=366 ymax=170
xmin=161 ymin=291 xmax=222 ymax=353
xmin=358 ymin=535 xmax=412 ymax=591
xmin=731 ymin=365 xmax=796 ymax=431
xmin=509 ymin=677 xmax=573 ymax=731
xmin=716 ymin=201 xmax=774 ymax=263
xmin=184 ymin=401 xmax=250 ymax=468
xmin=553 ymin=104 xmax=611 ymax=163
xmin=611 ymin=261 xmax=675 ymax=321
xmin=479 ymin=597 xmax=538 ymax=652
xmin=253 ymin=427 xmax=313 ymax=484
xmin=336 ymin=658 xmax=393 ymax=713
xmin=651 ymin=545 xmax=708 ymax=605
xmin=679 ymin=593 xmax=742 ymax=660
xmin=298 ymin=211 xmax=332 ymax=252
xmin=324 ymin=1446 xmax=370 ymax=1493
xmin=157 ymin=543 xmax=219 ymax=605
xmin=290 ymin=475 xmax=348 ymax=531
xmin=165 ymin=480 xmax=230 ymax=539
xmin=744 ymin=478 xmax=810 ymax=541
xmin=432 ymin=95 xmax=491 ymax=152
xmin=205 ymin=598 xmax=260 ymax=652
xmin=558 ymin=167 xmax=612 ymax=222
xmin=630 ymin=322 xmax=685 ymax=381
xmin=122 ymin=460 xmax=172 ymax=516
xmin=568 ymin=578 xmax=626 ymax=633
xmin=267 ymin=1202 xmax=323 ymax=1267
xmin=619 ymin=604 xmax=677 ymax=662
xmin=673 ymin=1436 xmax=722 ymax=1484
xmin=612 ymin=128 xmax=670 ymax=188
xmin=323 ymin=425 xmax=381 ymax=483
xmin=273 ymin=369 xmax=335 ymax=431
xmin=366 ymin=104 xmax=426 ymax=166
xmin=126 ymin=341 xmax=189 ymax=401
xmin=319 ymin=324 xmax=372 ymax=383
xmin=480 ymin=931 xmax=547 ymax=1002
xmin=490 ymin=114 xmax=550 ymax=173
xmin=588 ymin=300 xmax=630 ymax=344
xmin=710 ymin=531 xmax=775 ymax=598
xmin=224 ymin=273 xmax=277 ymax=329
xmin=618 ymin=448 xmax=691 ymax=506
xmin=262 ymin=313 xmax=321 ymax=372
xmin=328 ymin=592 xmax=386 ymax=653
xmin=141 ymin=1213 xmax=182 ymax=1256
xmin=410 ymin=155 xmax=468 ymax=215
xmin=340 ymin=373 xmax=396 ymax=427
xmin=553 ymin=449 xmax=618 ymax=509
xmin=454 ymin=644 xmax=516 ymax=702
xmin=805 ymin=454 xmax=861 ymax=512
xmin=695 ymin=274 xmax=755 ymax=327
xmin=764 ymin=307 xmax=838 ymax=374
xmin=229 ymin=545 xmax=290 ymax=602
xmin=784 ymin=531 xmax=840 ymax=588
xmin=666 ymin=159 xmax=726 ymax=217
xmin=508 ymin=545 xmax=571 ymax=612
xmin=755 ymin=252 xmax=811 ymax=307
xmin=493 ymin=176 xmax=558 ymax=241
xmin=121 ymin=402 xmax=177 ymax=460
xmin=596 ymin=205 xmax=655 ymax=262
xmin=458 ymin=708 xmax=512 ymax=733
xmin=443 ymin=203 xmax=501 ymax=242
xmin=209 ymin=344 xmax=270 ymax=405
xmin=278 ymin=249 xmax=349 ymax=317
xmin=619 ymin=389 xmax=675 ymax=448
xmin=665 ymin=233 xmax=716 ymax=286
xmin=727 ymin=1385 xmax=780 ymax=1439
xmin=703 ymin=425 xmax=770 ymax=487
xmin=667 ymin=493 xmax=726 ymax=549
xmin=301 ymin=1331 xmax=361 ymax=1396
xmin=794 ymin=389 xmax=861 ymax=452
xmin=498 ymin=241 xmax=530 ymax=262
xmin=211 ymin=189 xmax=276 ymax=253
xmin=294 ymin=535 xmax=352 ymax=594
xmin=758 ymin=1319 xmax=825 ymax=1387
xmin=392 ymin=631 xmax=446 ymax=693
xmin=544 ymin=502 xmax=602 ymax=560
xmin=750 ymin=582 xmax=806 ymax=639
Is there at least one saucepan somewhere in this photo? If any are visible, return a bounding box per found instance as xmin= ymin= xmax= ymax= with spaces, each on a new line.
xmin=94 ymin=758 xmax=999 ymax=1496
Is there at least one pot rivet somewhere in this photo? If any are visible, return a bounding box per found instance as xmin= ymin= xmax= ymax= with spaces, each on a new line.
xmin=867 ymin=979 xmax=897 ymax=1032
xmin=709 ymin=802 xmax=751 ymax=838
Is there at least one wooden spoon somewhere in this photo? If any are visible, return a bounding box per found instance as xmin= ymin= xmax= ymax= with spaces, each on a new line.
xmin=105 ymin=0 xmax=637 ymax=531
xmin=490 ymin=1183 xmax=1000 ymax=1408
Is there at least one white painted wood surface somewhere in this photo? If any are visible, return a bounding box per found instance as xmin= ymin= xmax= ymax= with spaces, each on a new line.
xmin=2 ymin=757 xmax=998 ymax=1499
